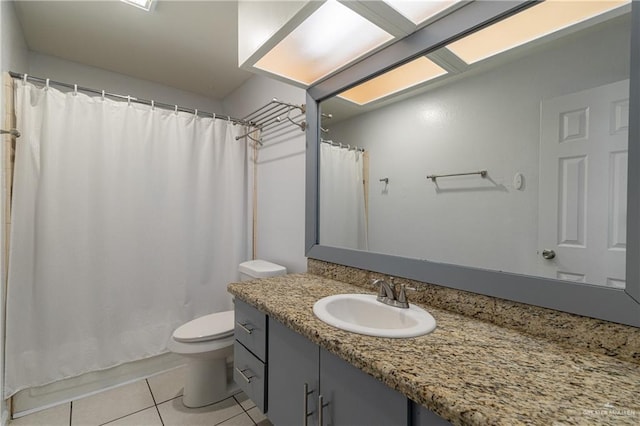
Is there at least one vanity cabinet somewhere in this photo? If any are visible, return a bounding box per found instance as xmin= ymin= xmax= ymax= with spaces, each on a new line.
xmin=268 ymin=318 xmax=408 ymax=426
xmin=234 ymin=300 xmax=450 ymax=425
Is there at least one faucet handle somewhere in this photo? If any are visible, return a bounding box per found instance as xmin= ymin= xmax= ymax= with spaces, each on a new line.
xmin=397 ymin=284 xmax=408 ymax=304
xmin=388 ymin=277 xmax=396 ymax=294
xmin=397 ymin=283 xmax=418 ymax=305
xmin=371 ymin=278 xmax=387 ymax=298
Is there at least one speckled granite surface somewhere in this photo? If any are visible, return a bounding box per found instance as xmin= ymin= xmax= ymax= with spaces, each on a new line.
xmin=228 ymin=274 xmax=640 ymax=426
xmin=308 ymin=259 xmax=640 ymax=365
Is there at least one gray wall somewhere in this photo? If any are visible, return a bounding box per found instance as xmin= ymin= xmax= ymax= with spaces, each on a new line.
xmin=329 ymin=18 xmax=630 ymax=277
xmin=28 ymin=52 xmax=222 ymax=113
xmin=1 ymin=0 xmax=28 ymax=74
xmin=223 ymin=75 xmax=308 ymax=273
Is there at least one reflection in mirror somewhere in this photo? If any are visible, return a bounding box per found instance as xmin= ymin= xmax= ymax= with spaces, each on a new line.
xmin=319 ymin=1 xmax=631 ymax=289
xmin=319 ymin=141 xmax=368 ymax=250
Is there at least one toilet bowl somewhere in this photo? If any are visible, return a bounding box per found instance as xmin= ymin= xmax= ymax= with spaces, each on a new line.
xmin=167 ymin=311 xmax=236 ymax=408
xmin=169 ymin=260 xmax=286 ymax=408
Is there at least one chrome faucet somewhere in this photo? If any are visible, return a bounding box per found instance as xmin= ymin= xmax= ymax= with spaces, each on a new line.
xmin=372 ymin=277 xmax=410 ymax=309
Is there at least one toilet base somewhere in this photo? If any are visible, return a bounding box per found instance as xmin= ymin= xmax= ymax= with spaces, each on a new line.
xmin=183 ymin=357 xmax=239 ymax=408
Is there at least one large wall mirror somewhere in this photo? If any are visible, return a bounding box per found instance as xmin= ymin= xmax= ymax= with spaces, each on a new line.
xmin=305 ymin=0 xmax=640 ymax=327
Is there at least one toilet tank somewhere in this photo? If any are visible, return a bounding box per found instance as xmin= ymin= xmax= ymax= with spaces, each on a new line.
xmin=238 ymin=260 xmax=287 ymax=281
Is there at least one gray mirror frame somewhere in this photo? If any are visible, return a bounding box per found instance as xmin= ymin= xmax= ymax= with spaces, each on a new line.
xmin=305 ymin=0 xmax=640 ymax=327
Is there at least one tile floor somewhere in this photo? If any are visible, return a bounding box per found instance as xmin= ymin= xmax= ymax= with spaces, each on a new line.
xmin=9 ymin=366 xmax=272 ymax=426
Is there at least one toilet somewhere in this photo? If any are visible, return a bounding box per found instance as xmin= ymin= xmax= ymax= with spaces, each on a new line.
xmin=168 ymin=260 xmax=286 ymax=408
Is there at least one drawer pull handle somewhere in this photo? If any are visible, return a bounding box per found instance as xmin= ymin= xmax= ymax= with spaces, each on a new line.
xmin=235 ymin=367 xmax=254 ymax=383
xmin=236 ymin=321 xmax=254 ymax=334
xmin=303 ymin=383 xmax=314 ymax=426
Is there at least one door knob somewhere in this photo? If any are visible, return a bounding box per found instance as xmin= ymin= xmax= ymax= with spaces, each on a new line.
xmin=542 ymin=249 xmax=556 ymax=260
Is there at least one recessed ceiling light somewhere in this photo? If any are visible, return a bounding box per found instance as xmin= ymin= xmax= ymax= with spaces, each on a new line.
xmin=121 ymin=0 xmax=154 ymax=12
xmin=447 ymin=0 xmax=630 ymax=65
xmin=254 ymin=0 xmax=393 ymax=86
xmin=338 ymin=56 xmax=447 ymax=105
xmin=383 ymin=0 xmax=462 ymax=25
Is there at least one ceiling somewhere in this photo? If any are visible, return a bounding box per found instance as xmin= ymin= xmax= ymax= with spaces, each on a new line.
xmin=14 ymin=0 xmax=254 ymax=100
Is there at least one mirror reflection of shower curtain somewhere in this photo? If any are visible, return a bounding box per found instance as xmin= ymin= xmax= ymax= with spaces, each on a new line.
xmin=320 ymin=144 xmax=368 ymax=250
xmin=4 ymin=81 xmax=249 ymax=398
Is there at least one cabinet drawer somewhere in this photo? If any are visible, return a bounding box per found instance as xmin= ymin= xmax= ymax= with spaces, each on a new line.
xmin=234 ymin=341 xmax=267 ymax=412
xmin=235 ymin=299 xmax=267 ymax=362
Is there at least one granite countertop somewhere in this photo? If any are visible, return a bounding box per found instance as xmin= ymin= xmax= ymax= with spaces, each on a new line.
xmin=228 ymin=274 xmax=640 ymax=426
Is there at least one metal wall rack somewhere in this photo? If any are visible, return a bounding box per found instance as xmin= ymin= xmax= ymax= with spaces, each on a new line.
xmin=235 ymin=98 xmax=306 ymax=145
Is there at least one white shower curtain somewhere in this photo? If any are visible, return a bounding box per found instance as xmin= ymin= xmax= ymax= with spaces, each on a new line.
xmin=319 ymin=143 xmax=368 ymax=250
xmin=4 ymin=82 xmax=249 ymax=397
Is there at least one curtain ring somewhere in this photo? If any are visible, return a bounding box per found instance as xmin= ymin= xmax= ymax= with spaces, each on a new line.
xmin=213 ymin=113 xmax=216 ymax=120
xmin=194 ymin=109 xmax=198 ymax=118
xmin=127 ymin=95 xmax=131 ymax=106
xmin=102 ymin=90 xmax=105 ymax=101
xmin=23 ymin=74 xmax=28 ymax=84
xmin=45 ymin=78 xmax=50 ymax=90
xmin=151 ymin=100 xmax=155 ymax=110
xmin=73 ymin=84 xmax=78 ymax=96
xmin=175 ymin=105 xmax=178 ymax=115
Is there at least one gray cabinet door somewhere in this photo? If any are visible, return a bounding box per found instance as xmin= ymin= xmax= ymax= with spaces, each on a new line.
xmin=268 ymin=318 xmax=320 ymax=426
xmin=319 ymin=348 xmax=408 ymax=426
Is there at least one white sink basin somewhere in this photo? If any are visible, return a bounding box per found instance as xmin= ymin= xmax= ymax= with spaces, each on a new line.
xmin=313 ymin=294 xmax=436 ymax=338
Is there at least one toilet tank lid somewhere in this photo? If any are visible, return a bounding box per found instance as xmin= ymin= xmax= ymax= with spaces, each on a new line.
xmin=238 ymin=260 xmax=287 ymax=278
xmin=173 ymin=311 xmax=234 ymax=343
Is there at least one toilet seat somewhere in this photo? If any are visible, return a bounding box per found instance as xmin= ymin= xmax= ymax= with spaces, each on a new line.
xmin=173 ymin=310 xmax=234 ymax=343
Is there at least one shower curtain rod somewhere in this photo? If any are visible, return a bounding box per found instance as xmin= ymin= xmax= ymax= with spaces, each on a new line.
xmin=321 ymin=138 xmax=365 ymax=153
xmin=9 ymin=71 xmax=251 ymax=127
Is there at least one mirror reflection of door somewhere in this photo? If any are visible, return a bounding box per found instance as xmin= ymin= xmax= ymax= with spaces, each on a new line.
xmin=539 ymin=80 xmax=628 ymax=288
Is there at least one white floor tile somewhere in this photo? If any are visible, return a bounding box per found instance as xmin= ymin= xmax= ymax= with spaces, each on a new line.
xmin=157 ymin=396 xmax=243 ymax=426
xmin=10 ymin=403 xmax=70 ymax=426
xmin=217 ymin=412 xmax=255 ymax=426
xmin=247 ymin=407 xmax=271 ymax=425
xmin=146 ymin=366 xmax=185 ymax=403
xmin=71 ymin=380 xmax=155 ymax=426
xmin=102 ymin=407 xmax=162 ymax=426
xmin=232 ymin=392 xmax=256 ymax=411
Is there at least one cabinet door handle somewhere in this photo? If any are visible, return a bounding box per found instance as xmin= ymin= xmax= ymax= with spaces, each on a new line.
xmin=318 ymin=394 xmax=329 ymax=426
xmin=235 ymin=367 xmax=254 ymax=383
xmin=303 ymin=383 xmax=314 ymax=426
xmin=236 ymin=321 xmax=254 ymax=334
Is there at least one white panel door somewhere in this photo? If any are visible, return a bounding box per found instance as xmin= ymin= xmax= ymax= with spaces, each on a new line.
xmin=539 ymin=80 xmax=628 ymax=287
